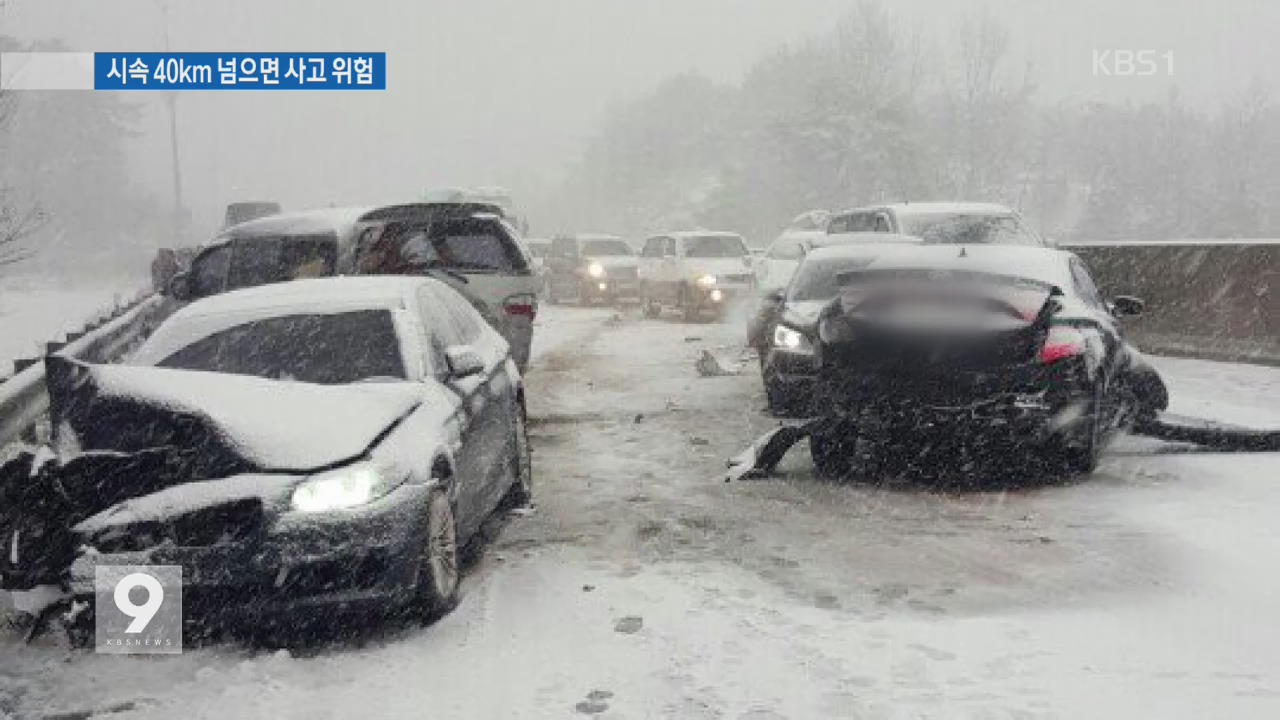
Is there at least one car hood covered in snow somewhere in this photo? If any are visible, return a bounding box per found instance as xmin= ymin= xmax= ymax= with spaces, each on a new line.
xmin=47 ymin=358 xmax=422 ymax=473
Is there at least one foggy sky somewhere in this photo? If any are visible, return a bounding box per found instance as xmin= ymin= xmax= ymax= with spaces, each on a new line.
xmin=3 ymin=0 xmax=1278 ymax=237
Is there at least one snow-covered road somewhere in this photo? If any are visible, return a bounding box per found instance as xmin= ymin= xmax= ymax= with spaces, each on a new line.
xmin=3 ymin=304 xmax=1278 ymax=719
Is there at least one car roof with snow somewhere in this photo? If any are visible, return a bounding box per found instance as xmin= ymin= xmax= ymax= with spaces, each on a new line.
xmin=667 ymin=230 xmax=745 ymax=239
xmin=168 ymin=276 xmax=430 ymax=319
xmin=814 ymin=243 xmax=1075 ymax=289
xmin=133 ymin=277 xmax=439 ymax=367
xmin=216 ymin=207 xmax=374 ymax=240
xmin=837 ymin=202 xmax=1015 ymax=217
xmin=807 ymin=232 xmax=920 ymax=248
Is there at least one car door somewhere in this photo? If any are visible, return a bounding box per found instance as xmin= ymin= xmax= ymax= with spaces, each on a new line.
xmin=437 ymin=286 xmax=516 ymax=511
xmin=415 ymin=285 xmax=491 ymax=531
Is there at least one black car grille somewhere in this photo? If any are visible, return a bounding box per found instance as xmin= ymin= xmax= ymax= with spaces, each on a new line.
xmin=88 ymin=499 xmax=265 ymax=553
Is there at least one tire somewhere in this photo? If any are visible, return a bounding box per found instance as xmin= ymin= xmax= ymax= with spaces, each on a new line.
xmin=501 ymin=405 xmax=533 ymax=508
xmin=763 ymin=373 xmax=793 ymax=417
xmin=809 ymin=430 xmax=853 ymax=479
xmin=415 ymin=486 xmax=460 ymax=620
xmin=1059 ymin=381 xmax=1104 ymax=475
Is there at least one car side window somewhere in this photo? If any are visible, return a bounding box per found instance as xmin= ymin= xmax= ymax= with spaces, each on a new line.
xmin=1070 ymin=257 xmax=1105 ymax=309
xmin=873 ymin=213 xmax=892 ymax=232
xmin=415 ymin=287 xmax=455 ymax=378
xmin=190 ymin=244 xmax=231 ymax=297
xmin=640 ymin=238 xmax=661 ymax=258
xmin=829 ymin=213 xmax=877 ymax=233
xmin=665 ymin=238 xmax=678 ymax=256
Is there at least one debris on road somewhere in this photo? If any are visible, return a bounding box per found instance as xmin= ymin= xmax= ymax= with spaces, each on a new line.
xmin=695 ymin=349 xmax=742 ymax=377
xmin=613 ymin=615 xmax=643 ymax=634
xmin=725 ymin=419 xmax=827 ymax=482
xmin=1133 ymin=411 xmax=1280 ymax=451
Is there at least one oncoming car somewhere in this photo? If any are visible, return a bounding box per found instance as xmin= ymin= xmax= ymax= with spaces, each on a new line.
xmin=638 ymin=231 xmax=754 ymax=320
xmin=807 ymin=245 xmax=1167 ymax=477
xmin=544 ymin=234 xmax=639 ymax=304
xmin=749 ymin=238 xmax=918 ymax=415
xmin=25 ymin=277 xmax=532 ymax=629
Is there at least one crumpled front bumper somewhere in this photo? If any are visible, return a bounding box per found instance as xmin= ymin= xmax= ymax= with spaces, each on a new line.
xmin=68 ymin=481 xmax=431 ymax=620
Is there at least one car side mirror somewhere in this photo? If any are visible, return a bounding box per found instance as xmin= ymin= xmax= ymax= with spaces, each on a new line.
xmin=164 ymin=272 xmax=192 ymax=302
xmin=444 ymin=346 xmax=485 ymax=379
xmin=1110 ymin=295 xmax=1145 ymax=317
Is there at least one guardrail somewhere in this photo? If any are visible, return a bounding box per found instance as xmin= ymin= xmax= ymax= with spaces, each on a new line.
xmin=0 ymin=293 xmax=174 ymax=449
xmin=1061 ymin=239 xmax=1278 ymax=366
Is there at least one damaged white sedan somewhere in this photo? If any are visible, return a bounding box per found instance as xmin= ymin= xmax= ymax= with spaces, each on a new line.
xmin=1 ymin=276 xmax=532 ymax=633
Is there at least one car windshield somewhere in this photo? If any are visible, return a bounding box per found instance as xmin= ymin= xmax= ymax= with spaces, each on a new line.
xmin=902 ymin=213 xmax=1042 ymax=246
xmin=684 ymin=235 xmax=747 ymax=257
xmin=155 ymin=310 xmax=406 ymax=383
xmin=355 ymin=218 xmax=523 ymax=273
xmin=581 ymin=239 xmax=632 ymax=256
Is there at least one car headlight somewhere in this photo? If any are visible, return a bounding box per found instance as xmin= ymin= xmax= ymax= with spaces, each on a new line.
xmin=772 ymin=325 xmax=813 ymax=353
xmin=695 ymin=274 xmax=717 ymax=288
xmin=291 ymin=462 xmax=389 ymax=512
xmin=587 ymin=262 xmax=606 ymax=278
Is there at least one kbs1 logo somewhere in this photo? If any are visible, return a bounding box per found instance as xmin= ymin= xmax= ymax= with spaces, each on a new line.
xmin=94 ymin=565 xmax=183 ymax=654
xmin=1093 ymin=50 xmax=1174 ymax=77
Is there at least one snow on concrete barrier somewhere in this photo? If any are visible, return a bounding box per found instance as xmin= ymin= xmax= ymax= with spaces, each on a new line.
xmin=0 ymin=294 xmax=174 ymax=448
xmin=1063 ymin=239 xmax=1278 ymax=365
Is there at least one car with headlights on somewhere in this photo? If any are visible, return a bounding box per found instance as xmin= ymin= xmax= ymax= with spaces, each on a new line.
xmin=750 ymin=238 xmax=918 ymax=415
xmin=29 ymin=276 xmax=531 ymax=629
xmin=543 ymin=234 xmax=639 ymax=304
xmin=638 ymin=231 xmax=754 ymax=320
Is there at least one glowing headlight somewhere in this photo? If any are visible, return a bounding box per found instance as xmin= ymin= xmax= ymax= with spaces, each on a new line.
xmin=587 ymin=262 xmax=606 ymax=278
xmin=772 ymin=325 xmax=812 ymax=353
xmin=695 ymin=274 xmax=717 ymax=288
xmin=291 ymin=463 xmax=384 ymax=512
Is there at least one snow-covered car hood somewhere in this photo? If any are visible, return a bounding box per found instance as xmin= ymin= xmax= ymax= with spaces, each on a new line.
xmin=48 ymin=360 xmax=422 ymax=473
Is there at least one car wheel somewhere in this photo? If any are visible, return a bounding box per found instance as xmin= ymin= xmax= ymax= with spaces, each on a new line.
xmin=415 ymin=487 xmax=460 ymax=620
xmin=763 ymin=373 xmax=793 ymax=417
xmin=1060 ymin=381 xmax=1104 ymax=475
xmin=809 ymin=429 xmax=853 ymax=479
xmin=501 ymin=405 xmax=533 ymax=508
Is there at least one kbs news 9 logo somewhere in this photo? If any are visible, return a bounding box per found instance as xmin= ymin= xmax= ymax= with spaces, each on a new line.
xmin=94 ymin=565 xmax=183 ymax=654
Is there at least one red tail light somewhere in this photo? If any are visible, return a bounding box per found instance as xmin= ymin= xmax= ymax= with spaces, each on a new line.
xmin=1039 ymin=325 xmax=1086 ymax=364
xmin=503 ymin=294 xmax=538 ymax=320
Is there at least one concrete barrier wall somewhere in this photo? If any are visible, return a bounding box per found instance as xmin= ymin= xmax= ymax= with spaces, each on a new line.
xmin=1063 ymin=240 xmax=1279 ymax=366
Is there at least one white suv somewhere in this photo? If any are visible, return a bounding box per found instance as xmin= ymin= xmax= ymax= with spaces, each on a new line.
xmin=638 ymin=231 xmax=754 ymax=320
xmin=349 ymin=203 xmax=540 ymax=370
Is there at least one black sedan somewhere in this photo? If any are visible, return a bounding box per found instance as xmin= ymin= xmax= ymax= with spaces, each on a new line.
xmin=806 ymin=245 xmax=1168 ymax=477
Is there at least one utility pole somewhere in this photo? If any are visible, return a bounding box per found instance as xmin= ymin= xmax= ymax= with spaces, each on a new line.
xmin=159 ymin=1 xmax=184 ymax=244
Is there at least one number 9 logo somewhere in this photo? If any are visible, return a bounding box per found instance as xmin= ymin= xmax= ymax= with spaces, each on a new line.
xmin=114 ymin=572 xmax=164 ymax=633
